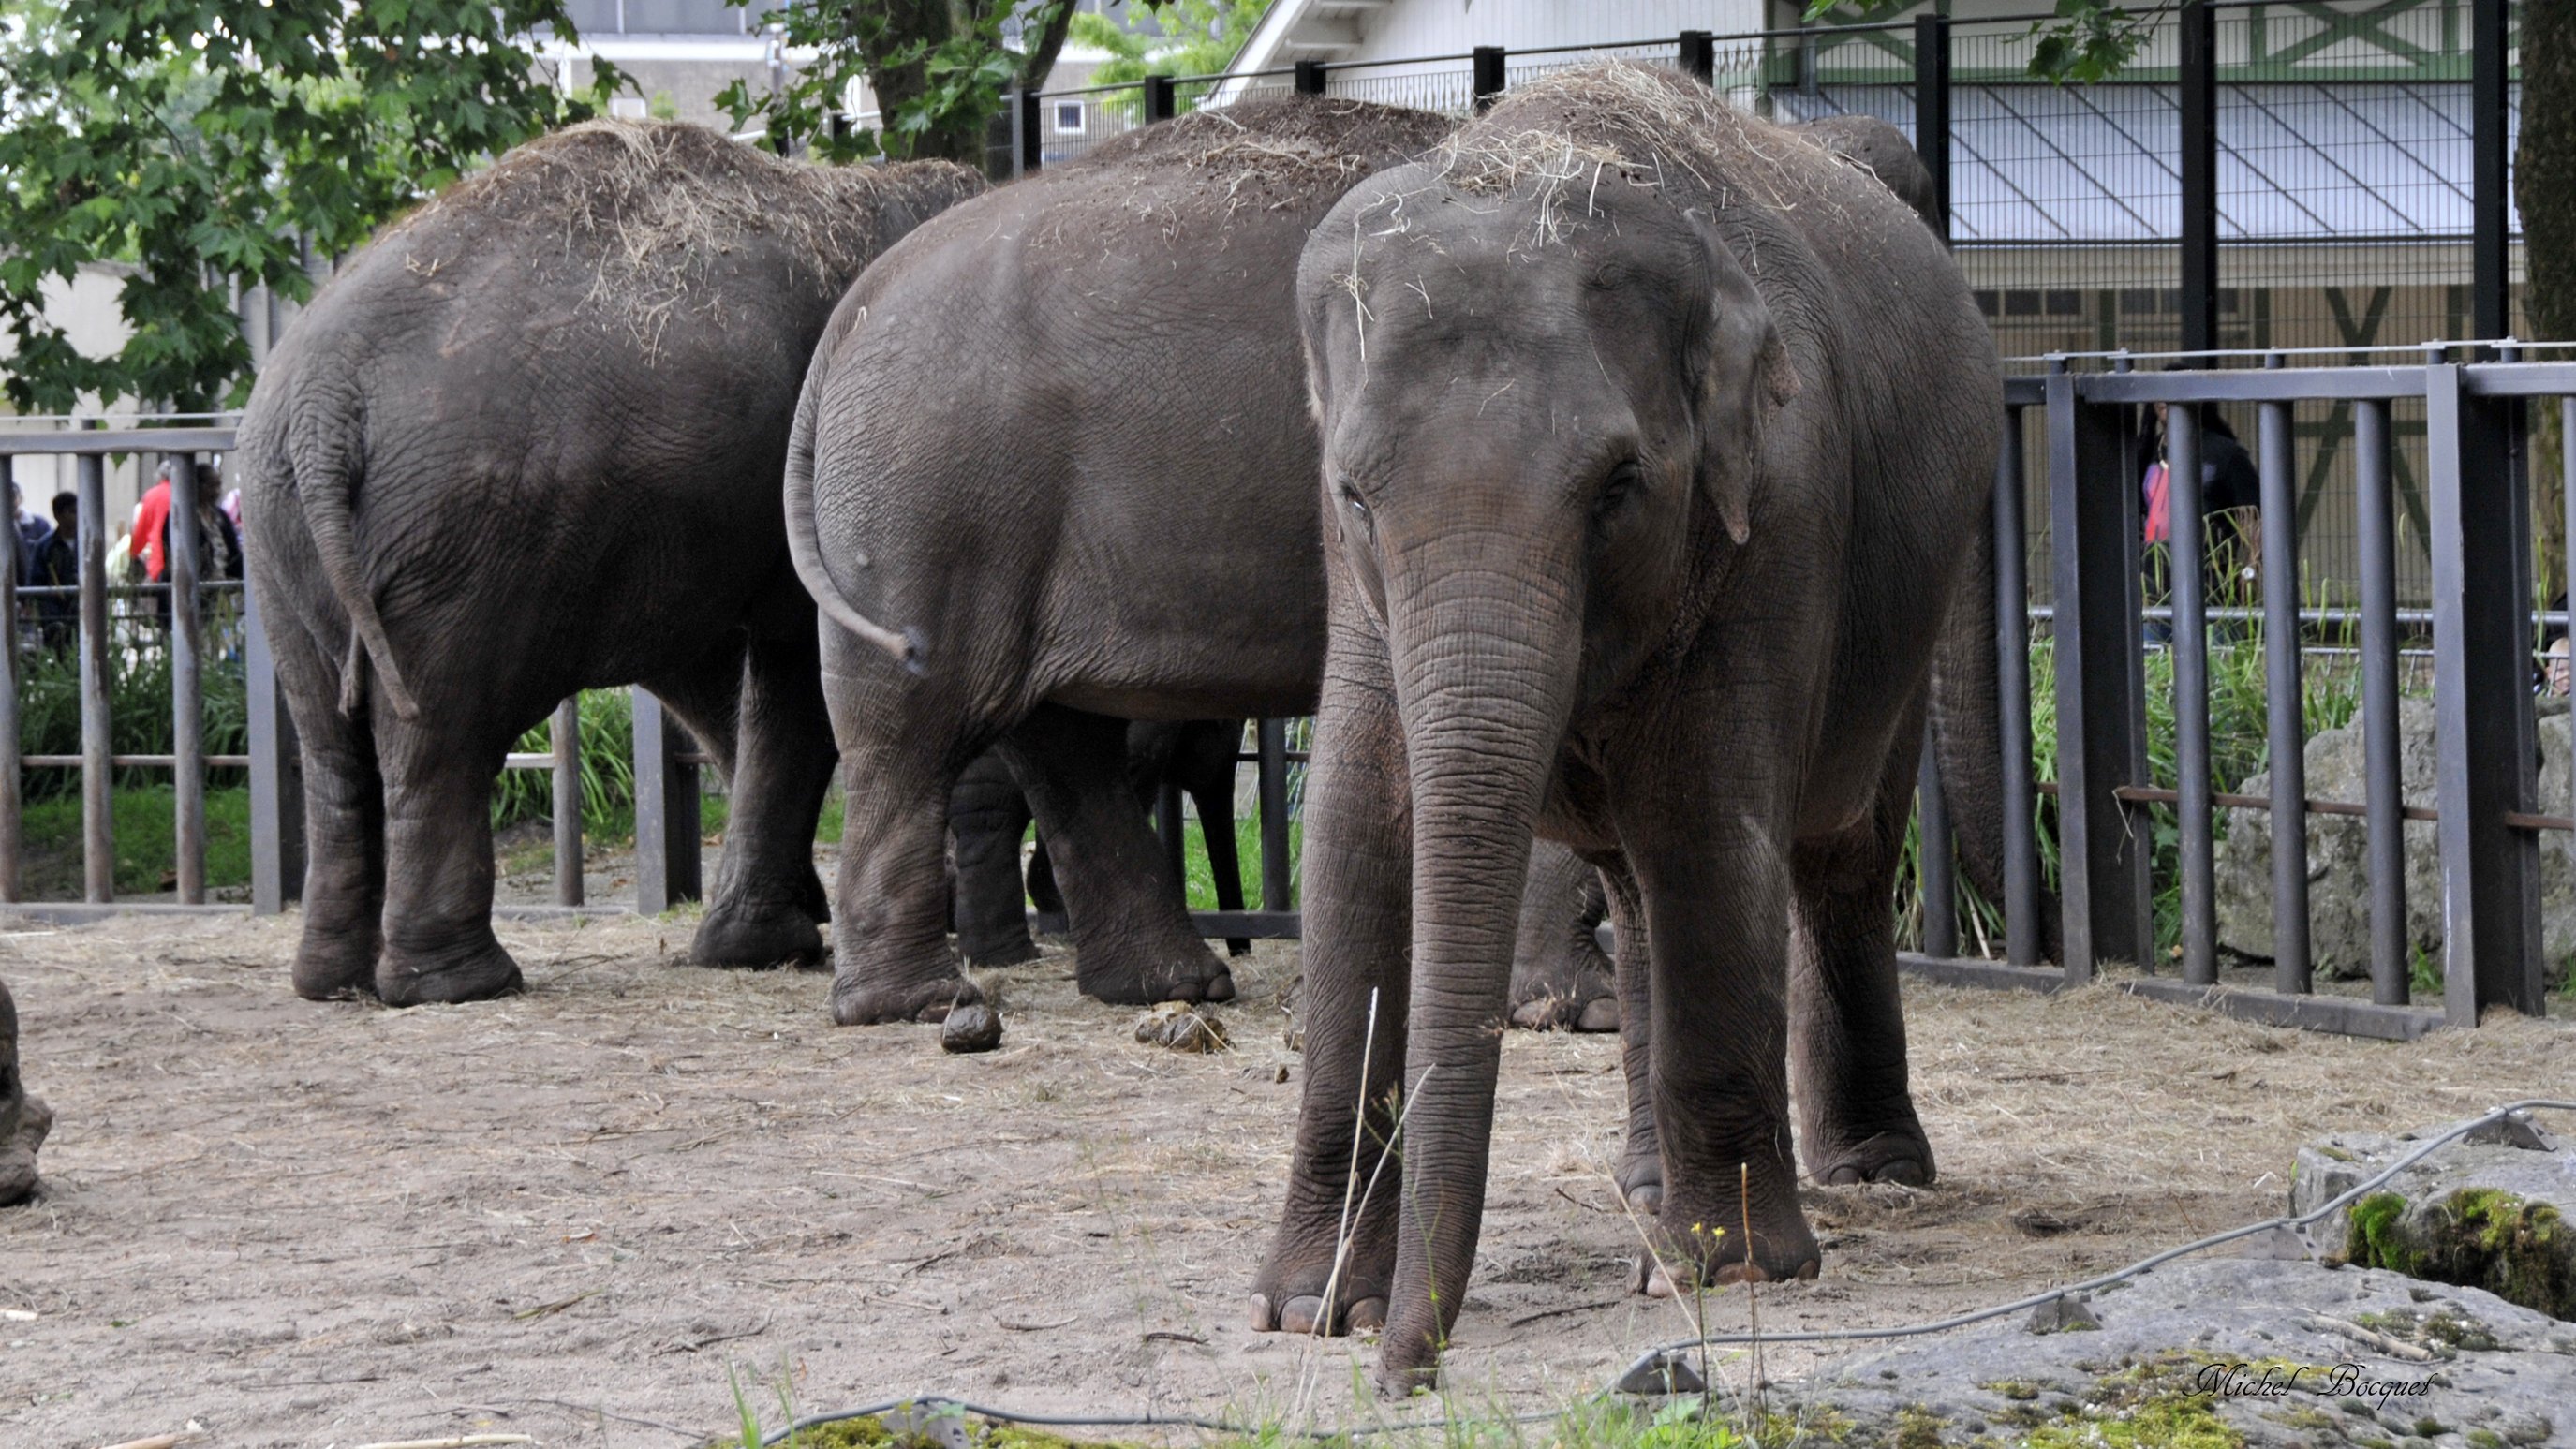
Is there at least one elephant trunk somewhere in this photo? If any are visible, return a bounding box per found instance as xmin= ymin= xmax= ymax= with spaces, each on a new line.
xmin=1375 ymin=545 xmax=1583 ymax=1383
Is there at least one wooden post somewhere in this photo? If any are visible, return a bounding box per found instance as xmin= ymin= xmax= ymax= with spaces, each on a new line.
xmin=244 ymin=566 xmax=304 ymax=913
xmin=167 ymin=452 xmax=205 ymax=904
xmin=631 ymin=688 xmax=701 ymax=914
xmin=76 ymin=451 xmax=112 ymax=903
xmin=553 ymin=696 xmax=584 ymax=907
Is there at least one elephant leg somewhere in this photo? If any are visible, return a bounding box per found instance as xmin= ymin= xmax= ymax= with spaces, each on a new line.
xmin=951 ymin=748 xmax=1039 ymax=968
xmin=1250 ymin=632 xmax=1410 ymax=1338
xmin=1792 ymin=724 xmax=1937 ymax=1188
xmin=1597 ymin=855 xmax=1662 ymax=1215
xmin=273 ymin=624 xmax=384 ymax=1000
xmin=998 ymin=705 xmax=1233 ymax=1006
xmin=374 ymin=723 xmax=521 ymax=1006
xmin=1507 ymin=838 xmax=1617 ymax=1031
xmin=1623 ymin=758 xmax=1817 ymax=1289
xmin=681 ymin=632 xmax=837 ymax=968
xmin=1025 ymin=835 xmax=1064 ymax=920
xmin=1185 ymin=723 xmax=1252 ymax=958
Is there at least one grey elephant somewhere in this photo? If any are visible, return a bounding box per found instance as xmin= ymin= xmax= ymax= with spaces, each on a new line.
xmin=1 ymin=977 xmax=51 ymax=1205
xmin=238 ymin=121 xmax=983 ymax=1004
xmin=1248 ymin=67 xmax=2005 ymax=1384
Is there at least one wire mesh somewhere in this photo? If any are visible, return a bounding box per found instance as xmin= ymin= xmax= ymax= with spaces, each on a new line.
xmin=1319 ymin=61 xmax=1475 ymax=115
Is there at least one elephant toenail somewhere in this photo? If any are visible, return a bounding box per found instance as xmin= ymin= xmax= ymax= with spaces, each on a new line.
xmin=1203 ymin=971 xmax=1236 ymax=1003
xmin=1576 ymin=998 xmax=1620 ymax=1032
xmin=1347 ymin=1297 xmax=1386 ymax=1332
xmin=1249 ymin=1293 xmax=1276 ymax=1331
xmin=1280 ymin=1295 xmax=1327 ymax=1335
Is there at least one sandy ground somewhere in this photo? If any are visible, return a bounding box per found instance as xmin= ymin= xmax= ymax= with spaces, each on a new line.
xmin=0 ymin=906 xmax=2569 ymax=1449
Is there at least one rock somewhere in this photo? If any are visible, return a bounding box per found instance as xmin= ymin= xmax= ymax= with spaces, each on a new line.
xmin=2026 ymin=1293 xmax=2103 ymax=1333
xmin=1772 ymin=1258 xmax=2576 ymax=1448
xmin=1615 ymin=1350 xmax=1708 ymax=1397
xmin=2293 ymin=1120 xmax=2576 ymax=1321
xmin=2216 ymin=697 xmax=2575 ymax=986
xmin=0 ymin=977 xmax=50 ymax=1206
xmin=1134 ymin=1001 xmax=1229 ymax=1053
xmin=938 ymin=1003 xmax=1003 ymax=1054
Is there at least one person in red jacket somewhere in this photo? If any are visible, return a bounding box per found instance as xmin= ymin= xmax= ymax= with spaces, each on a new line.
xmin=130 ymin=466 xmax=172 ymax=583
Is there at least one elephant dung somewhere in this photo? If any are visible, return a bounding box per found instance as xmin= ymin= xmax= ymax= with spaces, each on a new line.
xmin=1 ymin=977 xmax=51 ymax=1206
xmin=939 ymin=1003 xmax=1004 ymax=1054
xmin=1134 ymin=1002 xmax=1229 ymax=1053
xmin=2292 ymin=1116 xmax=2576 ymax=1322
xmin=2215 ymin=697 xmax=2576 ymax=986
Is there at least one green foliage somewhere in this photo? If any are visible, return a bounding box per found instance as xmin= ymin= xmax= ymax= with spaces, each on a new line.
xmin=1070 ymin=0 xmax=1273 ymax=120
xmin=1177 ymin=814 xmax=1298 ymax=910
xmin=1797 ymin=0 xmax=2155 ymax=83
xmin=714 ymin=0 xmax=1074 ymax=165
xmin=20 ymin=783 xmax=252 ymax=895
xmin=490 ymin=688 xmax=637 ymax=836
xmin=14 ymin=621 xmax=250 ymax=797
xmin=0 ymin=1 xmax=620 ymax=412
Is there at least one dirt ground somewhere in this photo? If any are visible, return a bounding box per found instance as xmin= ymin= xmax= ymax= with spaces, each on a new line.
xmin=1 ymin=908 xmax=2569 ymax=1449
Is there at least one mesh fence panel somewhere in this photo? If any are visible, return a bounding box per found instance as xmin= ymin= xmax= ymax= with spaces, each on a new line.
xmin=1322 ymin=63 xmax=1475 ymax=115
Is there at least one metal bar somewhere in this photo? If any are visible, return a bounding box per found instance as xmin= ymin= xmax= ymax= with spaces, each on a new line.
xmin=2168 ymin=407 xmax=2215 ymax=985
xmin=1015 ymin=88 xmax=1041 ymax=179
xmin=2358 ymin=398 xmax=2410 ymax=1004
xmin=2565 ymin=398 xmax=2576 ymax=843
xmin=631 ymin=688 xmax=701 ymax=914
xmin=2116 ymin=360 xmax=2156 ymax=969
xmin=1294 ymin=59 xmax=1326 ymax=95
xmin=167 ymin=452 xmax=205 ymax=904
xmin=24 ymin=754 xmax=252 ymax=768
xmin=1917 ymin=726 xmax=1958 ymax=957
xmin=1893 ymin=954 xmax=2443 ymax=1042
xmin=2078 ymin=367 xmax=2427 ymax=405
xmin=2257 ymin=374 xmax=2310 ymax=995
xmin=553 ymin=696 xmax=583 ymax=908
xmin=1033 ymin=908 xmax=1303 ymax=942
xmin=0 ymin=455 xmax=17 ymax=903
xmin=1912 ymin=14 xmax=1950 ymax=244
xmin=2046 ymin=369 xmax=2147 ymax=980
xmin=1472 ymin=46 xmax=1505 ymax=109
xmin=2424 ymin=362 xmax=2545 ymax=1022
xmin=2470 ymin=0 xmax=2509 ymax=342
xmin=244 ymin=566 xmax=303 ymax=914
xmin=1156 ymin=778 xmax=1186 ymax=893
xmin=2177 ymin=0 xmax=2218 ymax=353
xmin=1257 ymin=717 xmax=1291 ymax=911
xmin=2101 ymin=782 xmax=2432 ymax=821
xmin=1679 ymin=29 xmax=1715 ymax=85
xmin=76 ymin=452 xmax=111 ymax=903
xmin=0 ymin=427 xmax=238 ymax=456
xmin=1994 ymin=407 xmax=2040 ymax=966
xmin=1143 ymin=74 xmax=1177 ymax=124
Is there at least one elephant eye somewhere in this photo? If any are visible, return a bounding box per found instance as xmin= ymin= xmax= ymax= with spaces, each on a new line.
xmin=1594 ymin=459 xmax=1642 ymax=520
xmin=1339 ymin=480 xmax=1373 ymax=530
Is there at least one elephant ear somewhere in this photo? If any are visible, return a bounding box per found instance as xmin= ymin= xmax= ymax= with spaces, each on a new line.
xmin=1684 ymin=208 xmax=1800 ymax=546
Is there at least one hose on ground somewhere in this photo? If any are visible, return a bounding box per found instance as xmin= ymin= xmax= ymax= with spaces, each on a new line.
xmin=758 ymin=1098 xmax=2574 ymax=1447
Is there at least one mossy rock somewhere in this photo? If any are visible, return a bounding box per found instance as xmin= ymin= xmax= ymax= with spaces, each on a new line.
xmin=2345 ymin=1188 xmax=2576 ymax=1321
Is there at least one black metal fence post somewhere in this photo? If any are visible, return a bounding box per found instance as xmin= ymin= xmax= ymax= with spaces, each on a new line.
xmin=2177 ymin=0 xmax=2218 ymax=353
xmin=2354 ymin=396 xmax=2406 ymax=1004
xmin=1144 ymin=74 xmax=1177 ymax=124
xmin=1994 ymin=405 xmax=2041 ymax=966
xmin=1258 ymin=717 xmax=1291 ymax=910
xmin=1295 ymin=60 xmax=1326 ymax=96
xmin=168 ymin=451 xmax=206 ymax=904
xmin=1157 ymin=778 xmax=1187 ymax=892
xmin=1472 ymin=47 xmax=1506 ymax=110
xmin=2257 ymin=357 xmax=2312 ymax=992
xmin=244 ymin=568 xmax=303 ymax=914
xmin=2470 ymin=0 xmax=2510 ymax=341
xmin=2424 ymin=362 xmax=2544 ymax=1020
xmin=1679 ymin=30 xmax=1715 ymax=86
xmin=2048 ymin=369 xmax=2150 ymax=980
xmin=76 ymin=451 xmax=112 ymax=903
xmin=1015 ymin=88 xmax=1042 ymax=179
xmin=1912 ymin=14 xmax=1951 ymax=244
xmin=631 ymin=688 xmax=701 ymax=914
xmin=0 ymin=456 xmax=16 ymax=904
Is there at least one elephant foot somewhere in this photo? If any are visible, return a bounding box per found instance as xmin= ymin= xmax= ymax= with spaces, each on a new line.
xmin=292 ymin=944 xmax=380 ymax=1002
xmin=1636 ymin=1170 xmax=1821 ymax=1295
xmin=1807 ymin=1125 xmax=1937 ymax=1188
xmin=832 ymin=969 xmax=980 ymax=1027
xmin=1617 ymin=1156 xmax=1663 ymax=1216
xmin=1249 ymin=1252 xmax=1390 ymax=1337
xmin=1073 ymin=936 xmax=1234 ymax=1007
xmin=1507 ymin=955 xmax=1616 ymax=1032
xmin=690 ymin=898 xmax=827 ymax=969
xmin=0 ymin=1091 xmax=52 ymax=1206
xmin=378 ymin=937 xmax=524 ymax=1006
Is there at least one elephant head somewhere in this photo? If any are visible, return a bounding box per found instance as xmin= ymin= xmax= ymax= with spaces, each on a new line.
xmin=1293 ymin=129 xmax=1799 ymax=1376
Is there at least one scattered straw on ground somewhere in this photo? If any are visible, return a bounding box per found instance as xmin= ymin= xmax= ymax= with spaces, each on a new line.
xmin=0 ymin=907 xmax=2566 ymax=1447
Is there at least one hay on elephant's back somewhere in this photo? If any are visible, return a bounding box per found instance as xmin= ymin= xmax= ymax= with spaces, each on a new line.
xmin=384 ymin=119 xmax=978 ymax=355
xmin=1079 ymin=96 xmax=1452 ymax=217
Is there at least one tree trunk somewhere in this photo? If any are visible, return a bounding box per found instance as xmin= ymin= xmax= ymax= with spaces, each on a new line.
xmin=2520 ymin=7 xmax=2575 ymax=595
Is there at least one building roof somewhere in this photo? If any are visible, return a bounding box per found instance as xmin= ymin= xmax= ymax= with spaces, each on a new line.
xmin=1774 ymin=81 xmax=2518 ymax=244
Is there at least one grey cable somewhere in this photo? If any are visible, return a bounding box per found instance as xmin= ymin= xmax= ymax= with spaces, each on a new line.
xmin=759 ymin=1099 xmax=2571 ymax=1447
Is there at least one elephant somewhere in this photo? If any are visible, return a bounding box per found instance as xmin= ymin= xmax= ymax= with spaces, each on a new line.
xmin=1247 ymin=66 xmax=2006 ymax=1384
xmin=238 ymin=120 xmax=985 ymax=1004
xmin=1 ymin=977 xmax=51 ymax=1205
xmin=785 ymin=95 xmax=1460 ymax=1025
xmin=950 ymin=719 xmax=1256 ymax=968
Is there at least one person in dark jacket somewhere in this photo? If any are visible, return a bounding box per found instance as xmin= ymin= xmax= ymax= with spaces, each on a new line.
xmin=32 ymin=492 xmax=78 ymax=652
xmin=2142 ymin=397 xmax=2263 ymax=639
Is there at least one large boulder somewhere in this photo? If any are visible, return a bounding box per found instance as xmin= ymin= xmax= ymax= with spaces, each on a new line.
xmin=1 ymin=975 xmax=52 ymax=1205
xmin=2294 ymin=1116 xmax=2575 ymax=1322
xmin=2216 ymin=697 xmax=2576 ymax=986
xmin=1748 ymin=1258 xmax=2574 ymax=1447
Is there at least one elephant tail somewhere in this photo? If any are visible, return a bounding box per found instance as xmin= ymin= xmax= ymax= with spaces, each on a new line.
xmin=1926 ymin=467 xmax=2064 ymax=961
xmin=289 ymin=415 xmax=422 ymax=722
xmin=784 ymin=310 xmax=924 ymax=673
